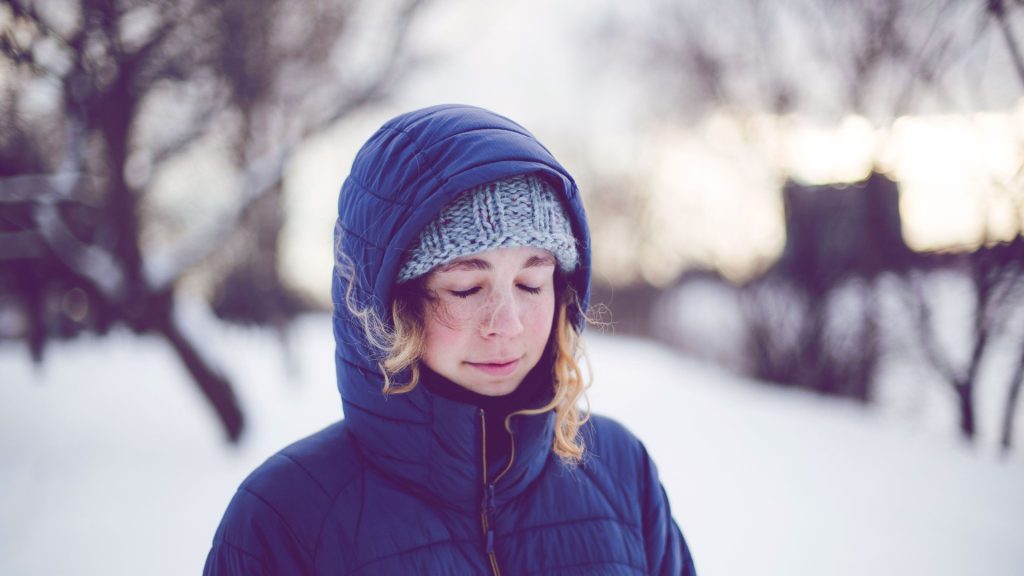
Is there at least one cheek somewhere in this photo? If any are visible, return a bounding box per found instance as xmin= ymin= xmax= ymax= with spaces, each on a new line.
xmin=424 ymin=315 xmax=461 ymax=346
xmin=422 ymin=303 xmax=468 ymax=365
xmin=523 ymin=296 xmax=556 ymax=343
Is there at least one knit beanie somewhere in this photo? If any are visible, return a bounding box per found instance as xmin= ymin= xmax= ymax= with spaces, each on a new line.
xmin=397 ymin=174 xmax=578 ymax=283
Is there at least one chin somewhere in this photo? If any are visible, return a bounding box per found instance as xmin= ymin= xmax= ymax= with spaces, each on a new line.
xmin=469 ymin=375 xmax=523 ymax=397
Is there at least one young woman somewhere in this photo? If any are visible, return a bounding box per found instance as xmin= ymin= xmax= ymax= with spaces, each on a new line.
xmin=204 ymin=104 xmax=696 ymax=575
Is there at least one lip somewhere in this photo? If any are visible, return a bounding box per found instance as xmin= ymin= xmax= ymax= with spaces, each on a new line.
xmin=466 ymin=358 xmax=521 ymax=377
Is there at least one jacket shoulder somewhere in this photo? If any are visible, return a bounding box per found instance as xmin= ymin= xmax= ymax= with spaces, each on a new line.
xmin=579 ymin=415 xmax=697 ymax=575
xmin=583 ymin=413 xmax=647 ymax=464
xmin=257 ymin=419 xmax=363 ymax=501
xmin=580 ymin=414 xmax=665 ymax=499
xmin=206 ymin=421 xmax=362 ymax=574
xmin=575 ymin=414 xmax=652 ymax=501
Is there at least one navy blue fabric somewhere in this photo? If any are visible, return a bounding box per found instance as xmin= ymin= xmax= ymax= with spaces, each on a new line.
xmin=204 ymin=104 xmax=696 ymax=575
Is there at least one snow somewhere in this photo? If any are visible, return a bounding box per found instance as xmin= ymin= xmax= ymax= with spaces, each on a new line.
xmin=661 ymin=268 xmax=1024 ymax=451
xmin=1 ymin=313 xmax=1022 ymax=576
xmin=587 ymin=335 xmax=1024 ymax=576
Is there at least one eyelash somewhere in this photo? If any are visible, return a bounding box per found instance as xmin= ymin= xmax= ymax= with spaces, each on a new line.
xmin=449 ymin=285 xmax=542 ymax=299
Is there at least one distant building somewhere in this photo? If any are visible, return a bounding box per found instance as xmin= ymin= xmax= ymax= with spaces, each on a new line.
xmin=773 ymin=171 xmax=913 ymax=293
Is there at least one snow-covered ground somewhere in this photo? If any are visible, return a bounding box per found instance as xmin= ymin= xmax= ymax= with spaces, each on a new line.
xmin=2 ymin=312 xmax=1022 ymax=576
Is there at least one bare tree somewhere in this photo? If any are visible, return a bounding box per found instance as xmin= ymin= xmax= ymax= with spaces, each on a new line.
xmin=629 ymin=0 xmax=1005 ymax=121
xmin=902 ymin=233 xmax=1024 ymax=445
xmin=1002 ymin=304 xmax=1024 ymax=451
xmin=907 ymin=256 xmax=988 ymax=441
xmin=0 ymin=0 xmax=430 ymax=441
xmin=990 ymin=160 xmax=1024 ymax=452
xmin=602 ymin=0 xmax=1024 ymax=450
xmin=989 ymin=0 xmax=1024 ymax=87
xmin=984 ymin=0 xmax=1024 ymax=455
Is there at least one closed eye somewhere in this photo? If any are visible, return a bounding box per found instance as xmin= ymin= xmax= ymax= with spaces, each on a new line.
xmin=518 ymin=284 xmax=542 ymax=295
xmin=450 ymin=287 xmax=481 ymax=299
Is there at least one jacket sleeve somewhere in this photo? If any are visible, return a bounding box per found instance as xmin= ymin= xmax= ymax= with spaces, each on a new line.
xmin=640 ymin=445 xmax=697 ymax=576
xmin=203 ymin=486 xmax=312 ymax=576
xmin=204 ymin=539 xmax=269 ymax=576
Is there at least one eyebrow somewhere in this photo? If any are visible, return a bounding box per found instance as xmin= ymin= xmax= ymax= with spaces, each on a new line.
xmin=439 ymin=253 xmax=556 ymax=272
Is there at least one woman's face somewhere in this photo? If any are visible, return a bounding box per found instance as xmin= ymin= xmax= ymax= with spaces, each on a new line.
xmin=420 ymin=246 xmax=557 ymax=396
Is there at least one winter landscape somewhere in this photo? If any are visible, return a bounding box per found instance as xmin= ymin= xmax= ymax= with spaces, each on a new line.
xmin=2 ymin=307 xmax=1022 ymax=576
xmin=3 ymin=1 xmax=1024 ymax=575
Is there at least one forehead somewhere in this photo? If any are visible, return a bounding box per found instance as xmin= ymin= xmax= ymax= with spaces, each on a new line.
xmin=437 ymin=247 xmax=556 ymax=273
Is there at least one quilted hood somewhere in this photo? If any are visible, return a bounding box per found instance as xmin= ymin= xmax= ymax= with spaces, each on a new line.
xmin=330 ymin=104 xmax=591 ymax=510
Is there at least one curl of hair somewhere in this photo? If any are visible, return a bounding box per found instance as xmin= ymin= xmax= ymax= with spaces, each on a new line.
xmin=509 ymin=295 xmax=592 ymax=465
xmin=335 ymin=240 xmax=592 ymax=464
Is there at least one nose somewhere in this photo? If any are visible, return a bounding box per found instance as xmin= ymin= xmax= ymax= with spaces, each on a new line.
xmin=482 ymin=290 xmax=524 ymax=338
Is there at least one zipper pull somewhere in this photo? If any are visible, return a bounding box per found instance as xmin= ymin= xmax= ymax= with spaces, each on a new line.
xmin=485 ymin=482 xmax=497 ymax=553
xmin=486 ymin=483 xmax=496 ymax=513
xmin=485 ymin=527 xmax=495 ymax=554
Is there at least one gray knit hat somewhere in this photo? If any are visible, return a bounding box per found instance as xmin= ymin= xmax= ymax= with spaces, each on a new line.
xmin=397 ymin=174 xmax=578 ymax=283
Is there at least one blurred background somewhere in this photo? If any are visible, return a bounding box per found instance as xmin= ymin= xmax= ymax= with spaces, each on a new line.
xmin=2 ymin=0 xmax=1023 ymax=574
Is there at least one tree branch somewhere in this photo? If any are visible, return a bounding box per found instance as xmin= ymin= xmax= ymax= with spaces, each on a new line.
xmin=0 ymin=28 xmax=62 ymax=78
xmin=149 ymin=0 xmax=430 ymax=289
xmin=149 ymin=101 xmax=223 ymax=167
xmin=7 ymin=0 xmax=73 ymax=44
xmin=1001 ymin=339 xmax=1024 ymax=451
xmin=32 ymin=200 xmax=125 ymax=298
xmin=906 ymin=272 xmax=961 ymax=384
xmin=0 ymin=230 xmax=45 ymax=260
xmin=26 ymin=115 xmax=127 ymax=301
xmin=0 ymin=173 xmax=82 ymax=203
xmin=989 ymin=0 xmax=1024 ymax=87
xmin=145 ymin=142 xmax=296 ymax=290
xmin=890 ymin=0 xmax=973 ymax=117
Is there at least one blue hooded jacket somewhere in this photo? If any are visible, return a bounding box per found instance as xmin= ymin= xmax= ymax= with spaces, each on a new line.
xmin=204 ymin=104 xmax=696 ymax=575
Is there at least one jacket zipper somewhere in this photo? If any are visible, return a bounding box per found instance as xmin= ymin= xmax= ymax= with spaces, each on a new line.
xmin=479 ymin=410 xmax=517 ymax=576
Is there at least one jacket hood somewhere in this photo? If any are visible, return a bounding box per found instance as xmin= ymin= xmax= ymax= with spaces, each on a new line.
xmin=331 ymin=104 xmax=591 ymax=510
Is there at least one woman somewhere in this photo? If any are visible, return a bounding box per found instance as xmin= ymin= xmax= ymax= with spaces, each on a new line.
xmin=204 ymin=104 xmax=696 ymax=575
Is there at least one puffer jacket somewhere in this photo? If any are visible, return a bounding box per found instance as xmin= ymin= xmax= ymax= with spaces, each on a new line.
xmin=203 ymin=104 xmax=697 ymax=575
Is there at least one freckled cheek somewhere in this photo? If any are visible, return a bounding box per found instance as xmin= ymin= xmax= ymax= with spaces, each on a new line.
xmin=424 ymin=320 xmax=456 ymax=346
xmin=422 ymin=308 xmax=470 ymax=368
xmin=522 ymin=300 xmax=556 ymax=346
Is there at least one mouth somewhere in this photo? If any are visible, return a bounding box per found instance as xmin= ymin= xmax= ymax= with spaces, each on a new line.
xmin=465 ymin=358 xmax=521 ymax=377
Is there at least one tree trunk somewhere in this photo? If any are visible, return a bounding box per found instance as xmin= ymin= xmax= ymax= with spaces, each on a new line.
xmin=955 ymin=381 xmax=976 ymax=441
xmin=1000 ymin=346 xmax=1024 ymax=453
xmin=154 ymin=296 xmax=245 ymax=442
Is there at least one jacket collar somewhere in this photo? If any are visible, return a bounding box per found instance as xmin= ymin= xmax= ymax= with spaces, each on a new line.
xmin=336 ymin=345 xmax=554 ymax=513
